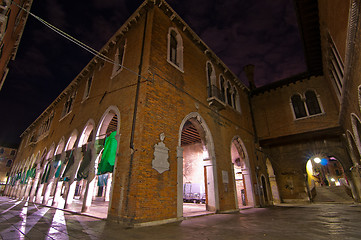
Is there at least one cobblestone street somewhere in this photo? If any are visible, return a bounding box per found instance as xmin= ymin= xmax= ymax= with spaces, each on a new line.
xmin=0 ymin=197 xmax=360 ymax=239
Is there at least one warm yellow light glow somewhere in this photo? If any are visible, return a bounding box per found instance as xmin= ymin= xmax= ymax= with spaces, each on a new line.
xmin=335 ymin=182 xmax=340 ymax=186
xmin=314 ymin=157 xmax=321 ymax=163
xmin=306 ymin=160 xmax=313 ymax=176
xmin=330 ymin=178 xmax=335 ymax=182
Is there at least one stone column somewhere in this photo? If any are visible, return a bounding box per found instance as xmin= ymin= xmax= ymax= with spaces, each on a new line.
xmin=177 ymin=146 xmax=183 ymax=218
xmin=105 ymin=173 xmax=112 ymax=202
xmin=52 ymin=152 xmax=67 ymax=207
xmin=81 ymin=143 xmax=97 ymax=213
xmin=42 ymin=158 xmax=57 ymax=205
xmin=64 ymin=147 xmax=82 ymax=209
xmin=350 ymin=166 xmax=361 ymax=201
xmin=23 ymin=178 xmax=34 ymax=200
xmin=29 ymin=165 xmax=43 ymax=202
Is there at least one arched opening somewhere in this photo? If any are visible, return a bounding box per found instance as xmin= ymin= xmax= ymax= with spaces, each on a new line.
xmin=54 ymin=131 xmax=78 ymax=208
xmin=178 ymin=113 xmax=217 ymax=218
xmin=306 ymin=156 xmax=353 ymax=203
xmin=92 ymin=106 xmax=121 ymax=218
xmin=63 ymin=121 xmax=95 ymax=212
xmin=41 ymin=138 xmax=65 ymax=205
xmin=265 ymin=158 xmax=281 ymax=204
xmin=231 ymin=137 xmax=254 ymax=208
xmin=35 ymin=145 xmax=54 ymax=203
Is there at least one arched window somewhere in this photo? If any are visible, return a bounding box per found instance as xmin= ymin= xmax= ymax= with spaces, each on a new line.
xmin=112 ymin=39 xmax=126 ymax=78
xmin=291 ymin=94 xmax=307 ymax=119
xmin=226 ymin=82 xmax=232 ymax=105
xmin=232 ymin=87 xmax=241 ymax=112
xmin=6 ymin=160 xmax=12 ymax=167
xmin=219 ymin=75 xmax=225 ymax=102
xmin=10 ymin=150 xmax=15 ymax=156
xmin=167 ymin=28 xmax=183 ymax=71
xmin=305 ymin=90 xmax=321 ymax=115
xmin=206 ymin=62 xmax=216 ymax=98
xmin=83 ymin=76 xmax=93 ymax=100
xmin=170 ymin=31 xmax=177 ymax=64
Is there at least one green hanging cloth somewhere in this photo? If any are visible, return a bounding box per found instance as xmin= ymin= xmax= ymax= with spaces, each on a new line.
xmin=77 ymin=144 xmax=92 ymax=179
xmin=97 ymin=173 xmax=108 ymax=187
xmin=97 ymin=131 xmax=118 ymax=175
xmin=62 ymin=150 xmax=75 ymax=180
xmin=53 ymin=154 xmax=62 ymax=178
xmin=30 ymin=167 xmax=36 ymax=178
xmin=41 ymin=163 xmax=51 ymax=184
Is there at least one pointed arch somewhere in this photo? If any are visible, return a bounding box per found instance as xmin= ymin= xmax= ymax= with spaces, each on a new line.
xmin=78 ymin=119 xmax=96 ymax=148
xmin=230 ymin=136 xmax=255 ymax=208
xmin=177 ymin=112 xmax=219 ymax=217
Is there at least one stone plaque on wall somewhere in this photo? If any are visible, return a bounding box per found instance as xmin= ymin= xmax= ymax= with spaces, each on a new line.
xmin=152 ymin=133 xmax=170 ymax=174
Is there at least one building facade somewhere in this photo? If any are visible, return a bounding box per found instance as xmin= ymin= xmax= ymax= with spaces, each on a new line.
xmin=0 ymin=0 xmax=33 ymax=90
xmin=0 ymin=146 xmax=15 ymax=193
xmin=5 ymin=0 xmax=361 ymax=227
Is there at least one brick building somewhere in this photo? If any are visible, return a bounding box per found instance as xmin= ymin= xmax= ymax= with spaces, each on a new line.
xmin=0 ymin=146 xmax=15 ymax=192
xmin=0 ymin=0 xmax=33 ymax=90
xmin=4 ymin=0 xmax=361 ymax=227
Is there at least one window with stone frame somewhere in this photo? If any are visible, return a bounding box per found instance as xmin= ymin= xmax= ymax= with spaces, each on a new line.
xmin=291 ymin=94 xmax=307 ymax=119
xmin=83 ymin=75 xmax=93 ymax=100
xmin=305 ymin=90 xmax=321 ymax=115
xmin=111 ymin=39 xmax=126 ymax=78
xmin=219 ymin=75 xmax=225 ymax=102
xmin=167 ymin=28 xmax=183 ymax=71
xmin=61 ymin=91 xmax=76 ymax=118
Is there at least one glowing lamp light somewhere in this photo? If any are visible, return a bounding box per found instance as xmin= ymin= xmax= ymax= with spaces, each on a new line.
xmin=314 ymin=157 xmax=321 ymax=163
xmin=330 ymin=178 xmax=336 ymax=182
xmin=320 ymin=158 xmax=328 ymax=166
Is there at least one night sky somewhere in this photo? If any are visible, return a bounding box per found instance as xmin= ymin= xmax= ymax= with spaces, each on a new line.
xmin=0 ymin=0 xmax=306 ymax=147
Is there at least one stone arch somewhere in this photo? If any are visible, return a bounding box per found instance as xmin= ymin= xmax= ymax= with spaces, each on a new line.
xmin=351 ymin=113 xmax=361 ymax=157
xmin=55 ymin=137 xmax=65 ymax=155
xmin=230 ymin=136 xmax=255 ymax=208
xmin=92 ymin=106 xmax=121 ymax=214
xmin=265 ymin=158 xmax=281 ymax=204
xmin=65 ymin=130 xmax=78 ymax=151
xmin=346 ymin=130 xmax=361 ymax=165
xmin=78 ymin=119 xmax=96 ymax=148
xmin=46 ymin=144 xmax=55 ymax=161
xmin=177 ymin=112 xmax=219 ymax=217
xmin=96 ymin=106 xmax=121 ymax=139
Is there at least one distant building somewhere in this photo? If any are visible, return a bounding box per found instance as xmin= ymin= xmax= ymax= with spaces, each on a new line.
xmin=0 ymin=146 xmax=15 ymax=192
xmin=5 ymin=0 xmax=361 ymax=227
xmin=0 ymin=0 xmax=33 ymax=90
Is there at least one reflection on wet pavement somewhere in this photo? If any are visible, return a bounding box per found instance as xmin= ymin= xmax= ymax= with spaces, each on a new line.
xmin=0 ymin=197 xmax=361 ymax=239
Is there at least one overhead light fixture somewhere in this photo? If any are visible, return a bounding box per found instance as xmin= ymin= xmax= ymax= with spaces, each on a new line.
xmin=314 ymin=157 xmax=321 ymax=163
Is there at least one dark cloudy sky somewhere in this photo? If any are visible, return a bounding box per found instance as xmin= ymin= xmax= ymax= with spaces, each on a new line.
xmin=0 ymin=0 xmax=306 ymax=147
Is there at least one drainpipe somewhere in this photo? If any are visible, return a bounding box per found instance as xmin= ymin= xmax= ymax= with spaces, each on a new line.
xmin=124 ymin=10 xmax=148 ymax=224
xmin=244 ymin=64 xmax=262 ymax=207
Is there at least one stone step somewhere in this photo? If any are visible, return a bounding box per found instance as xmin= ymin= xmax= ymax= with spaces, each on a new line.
xmin=313 ymin=186 xmax=353 ymax=203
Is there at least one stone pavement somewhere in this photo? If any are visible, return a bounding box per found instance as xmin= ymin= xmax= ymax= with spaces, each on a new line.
xmin=0 ymin=197 xmax=361 ymax=240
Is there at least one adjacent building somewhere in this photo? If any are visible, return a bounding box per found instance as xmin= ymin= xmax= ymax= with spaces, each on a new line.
xmin=0 ymin=0 xmax=33 ymax=90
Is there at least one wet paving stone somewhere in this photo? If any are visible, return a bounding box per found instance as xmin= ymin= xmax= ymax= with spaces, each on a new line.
xmin=1 ymin=197 xmax=361 ymax=239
